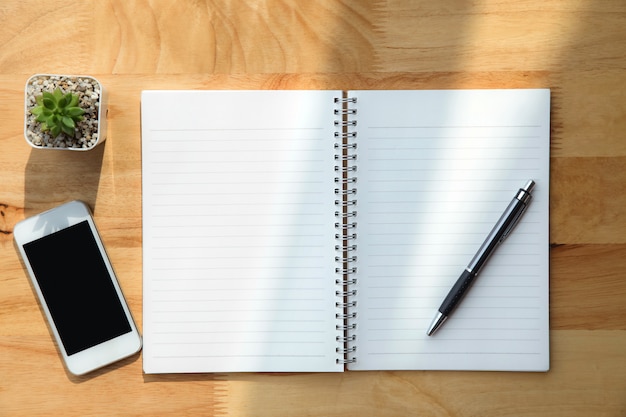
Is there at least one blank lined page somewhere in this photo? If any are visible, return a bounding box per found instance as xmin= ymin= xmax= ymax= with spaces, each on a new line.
xmin=348 ymin=90 xmax=550 ymax=371
xmin=141 ymin=90 xmax=342 ymax=373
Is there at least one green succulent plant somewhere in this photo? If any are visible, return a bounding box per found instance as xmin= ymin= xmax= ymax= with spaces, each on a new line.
xmin=30 ymin=88 xmax=85 ymax=137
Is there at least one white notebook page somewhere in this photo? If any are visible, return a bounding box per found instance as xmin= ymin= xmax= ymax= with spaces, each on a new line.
xmin=348 ymin=89 xmax=550 ymax=371
xmin=141 ymin=90 xmax=342 ymax=373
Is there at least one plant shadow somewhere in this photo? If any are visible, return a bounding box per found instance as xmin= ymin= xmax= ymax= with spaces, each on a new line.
xmin=23 ymin=141 xmax=106 ymax=219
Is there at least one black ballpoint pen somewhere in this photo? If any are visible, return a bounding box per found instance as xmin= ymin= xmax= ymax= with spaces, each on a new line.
xmin=427 ymin=180 xmax=536 ymax=336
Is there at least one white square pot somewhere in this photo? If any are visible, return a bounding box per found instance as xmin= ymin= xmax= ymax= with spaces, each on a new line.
xmin=24 ymin=74 xmax=108 ymax=151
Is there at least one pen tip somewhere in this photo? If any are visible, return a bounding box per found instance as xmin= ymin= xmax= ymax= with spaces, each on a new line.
xmin=427 ymin=312 xmax=447 ymax=336
xmin=524 ymin=180 xmax=535 ymax=192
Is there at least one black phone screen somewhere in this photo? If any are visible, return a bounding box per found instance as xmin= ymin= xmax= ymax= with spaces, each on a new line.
xmin=23 ymin=220 xmax=132 ymax=356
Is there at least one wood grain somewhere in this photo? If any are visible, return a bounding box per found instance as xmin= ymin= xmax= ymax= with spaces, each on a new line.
xmin=1 ymin=0 xmax=626 ymax=416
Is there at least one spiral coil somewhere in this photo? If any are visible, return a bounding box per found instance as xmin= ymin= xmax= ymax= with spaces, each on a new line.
xmin=334 ymin=95 xmax=358 ymax=365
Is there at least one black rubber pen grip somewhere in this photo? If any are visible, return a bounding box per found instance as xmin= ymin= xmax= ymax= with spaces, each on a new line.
xmin=439 ymin=270 xmax=477 ymax=316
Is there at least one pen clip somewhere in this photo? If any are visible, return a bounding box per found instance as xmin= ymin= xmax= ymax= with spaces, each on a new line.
xmin=500 ymin=207 xmax=526 ymax=242
xmin=500 ymin=183 xmax=534 ymax=242
xmin=500 ymin=202 xmax=528 ymax=242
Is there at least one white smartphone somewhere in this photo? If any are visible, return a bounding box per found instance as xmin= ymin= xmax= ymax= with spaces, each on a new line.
xmin=14 ymin=200 xmax=142 ymax=376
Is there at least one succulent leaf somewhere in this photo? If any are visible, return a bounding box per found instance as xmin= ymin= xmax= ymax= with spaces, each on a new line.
xmin=43 ymin=97 xmax=56 ymax=110
xmin=52 ymin=88 xmax=63 ymax=100
xmin=50 ymin=124 xmax=61 ymax=137
xmin=61 ymin=118 xmax=75 ymax=135
xmin=67 ymin=107 xmax=85 ymax=117
xmin=69 ymin=94 xmax=79 ymax=107
xmin=61 ymin=116 xmax=75 ymax=129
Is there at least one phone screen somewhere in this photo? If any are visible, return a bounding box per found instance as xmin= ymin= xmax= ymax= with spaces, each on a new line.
xmin=23 ymin=220 xmax=132 ymax=356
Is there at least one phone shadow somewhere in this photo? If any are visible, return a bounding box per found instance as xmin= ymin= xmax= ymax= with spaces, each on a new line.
xmin=22 ymin=141 xmax=106 ymax=219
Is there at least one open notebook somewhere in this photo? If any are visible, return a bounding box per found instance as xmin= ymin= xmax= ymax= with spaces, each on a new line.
xmin=141 ymin=89 xmax=550 ymax=373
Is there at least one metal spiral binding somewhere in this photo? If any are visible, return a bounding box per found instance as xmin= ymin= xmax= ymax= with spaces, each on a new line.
xmin=333 ymin=95 xmax=358 ymax=365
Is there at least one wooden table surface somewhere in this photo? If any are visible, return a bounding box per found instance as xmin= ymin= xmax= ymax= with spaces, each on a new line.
xmin=1 ymin=1 xmax=625 ymax=416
